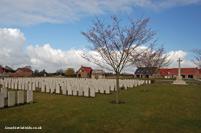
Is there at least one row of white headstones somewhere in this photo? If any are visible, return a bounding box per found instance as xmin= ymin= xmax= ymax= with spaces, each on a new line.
xmin=0 ymin=88 xmax=33 ymax=108
xmin=0 ymin=77 xmax=150 ymax=96
xmin=0 ymin=78 xmax=150 ymax=108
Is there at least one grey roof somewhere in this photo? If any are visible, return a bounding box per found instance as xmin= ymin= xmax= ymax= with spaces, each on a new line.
xmin=134 ymin=67 xmax=157 ymax=75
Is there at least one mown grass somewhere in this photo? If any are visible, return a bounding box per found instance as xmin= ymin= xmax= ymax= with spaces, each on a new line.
xmin=0 ymin=83 xmax=201 ymax=133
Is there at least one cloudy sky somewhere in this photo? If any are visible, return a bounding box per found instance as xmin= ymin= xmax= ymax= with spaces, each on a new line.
xmin=0 ymin=0 xmax=200 ymax=73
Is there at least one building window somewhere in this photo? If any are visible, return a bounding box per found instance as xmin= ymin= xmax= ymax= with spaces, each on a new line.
xmin=82 ymin=70 xmax=84 ymax=72
xmin=181 ymin=75 xmax=185 ymax=78
xmin=188 ymin=75 xmax=193 ymax=79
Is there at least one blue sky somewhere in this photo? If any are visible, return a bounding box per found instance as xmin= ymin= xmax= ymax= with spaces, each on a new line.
xmin=0 ymin=0 xmax=201 ymax=72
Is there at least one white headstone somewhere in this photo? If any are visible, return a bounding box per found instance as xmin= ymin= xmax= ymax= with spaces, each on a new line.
xmin=83 ymin=86 xmax=89 ymax=97
xmin=22 ymin=82 xmax=25 ymax=90
xmin=1 ymin=88 xmax=7 ymax=98
xmin=28 ymin=82 xmax=31 ymax=90
xmin=67 ymin=86 xmax=72 ymax=95
xmin=2 ymin=80 xmax=5 ymax=88
xmin=50 ymin=84 xmax=56 ymax=93
xmin=32 ymin=82 xmax=36 ymax=91
xmin=19 ymin=82 xmax=22 ymax=90
xmin=0 ymin=93 xmax=4 ymax=108
xmin=51 ymin=88 xmax=55 ymax=94
xmin=78 ymin=86 xmax=83 ymax=96
xmin=8 ymin=91 xmax=15 ymax=107
xmin=62 ymin=86 xmax=67 ymax=95
xmin=56 ymin=84 xmax=60 ymax=94
xmin=17 ymin=91 xmax=24 ymax=105
xmin=105 ymin=85 xmax=110 ymax=94
xmin=99 ymin=83 xmax=104 ymax=93
xmin=25 ymin=83 xmax=28 ymax=90
xmin=46 ymin=84 xmax=50 ymax=93
xmin=27 ymin=90 xmax=33 ymax=103
xmin=8 ymin=80 xmax=12 ymax=88
xmin=110 ymin=80 xmax=115 ymax=91
xmin=41 ymin=82 xmax=45 ymax=92
xmin=15 ymin=82 xmax=18 ymax=89
xmin=73 ymin=86 xmax=77 ymax=96
xmin=5 ymin=80 xmax=8 ymax=88
xmin=11 ymin=82 xmax=14 ymax=89
xmin=94 ymin=81 xmax=99 ymax=93
xmin=90 ymin=87 xmax=95 ymax=97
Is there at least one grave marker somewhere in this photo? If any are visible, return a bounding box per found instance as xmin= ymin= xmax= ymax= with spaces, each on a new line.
xmin=0 ymin=93 xmax=4 ymax=108
xmin=62 ymin=86 xmax=67 ymax=95
xmin=1 ymin=88 xmax=7 ymax=98
xmin=8 ymin=91 xmax=15 ymax=107
xmin=17 ymin=91 xmax=24 ymax=105
xmin=27 ymin=90 xmax=33 ymax=103
xmin=67 ymin=86 xmax=72 ymax=95
xmin=83 ymin=86 xmax=89 ymax=97
xmin=90 ymin=87 xmax=95 ymax=97
xmin=78 ymin=86 xmax=83 ymax=96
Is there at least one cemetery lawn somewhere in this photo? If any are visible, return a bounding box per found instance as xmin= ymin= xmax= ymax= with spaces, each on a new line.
xmin=0 ymin=84 xmax=201 ymax=133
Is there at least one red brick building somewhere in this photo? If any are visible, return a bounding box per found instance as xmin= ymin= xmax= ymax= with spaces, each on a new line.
xmin=14 ymin=68 xmax=33 ymax=77
xmin=159 ymin=69 xmax=172 ymax=79
xmin=0 ymin=66 xmax=15 ymax=77
xmin=0 ymin=66 xmax=32 ymax=77
xmin=77 ymin=66 xmax=93 ymax=78
xmin=160 ymin=68 xmax=200 ymax=79
xmin=199 ymin=69 xmax=201 ymax=79
xmin=0 ymin=66 xmax=3 ymax=76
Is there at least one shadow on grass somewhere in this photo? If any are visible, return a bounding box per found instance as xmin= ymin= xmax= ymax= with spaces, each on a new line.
xmin=109 ymin=101 xmax=125 ymax=104
xmin=0 ymin=101 xmax=37 ymax=110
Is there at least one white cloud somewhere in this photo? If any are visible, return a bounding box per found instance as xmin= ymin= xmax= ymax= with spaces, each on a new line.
xmin=0 ymin=28 xmax=30 ymax=68
xmin=26 ymin=44 xmax=98 ymax=72
xmin=167 ymin=50 xmax=196 ymax=68
xmin=156 ymin=0 xmax=201 ymax=9
xmin=25 ymin=44 xmax=197 ymax=73
xmin=0 ymin=0 xmax=200 ymax=26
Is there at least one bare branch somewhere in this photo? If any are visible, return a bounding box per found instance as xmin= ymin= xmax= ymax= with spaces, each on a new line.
xmin=191 ymin=49 xmax=201 ymax=68
xmin=81 ymin=16 xmax=156 ymax=103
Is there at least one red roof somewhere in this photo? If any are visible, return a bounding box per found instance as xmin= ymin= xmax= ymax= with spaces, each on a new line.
xmin=160 ymin=68 xmax=199 ymax=75
xmin=81 ymin=66 xmax=93 ymax=74
xmin=17 ymin=68 xmax=32 ymax=72
xmin=199 ymin=69 xmax=201 ymax=74
xmin=159 ymin=69 xmax=172 ymax=76
xmin=170 ymin=68 xmax=198 ymax=75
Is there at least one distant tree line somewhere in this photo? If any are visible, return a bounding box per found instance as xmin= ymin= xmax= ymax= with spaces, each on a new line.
xmin=32 ymin=68 xmax=76 ymax=77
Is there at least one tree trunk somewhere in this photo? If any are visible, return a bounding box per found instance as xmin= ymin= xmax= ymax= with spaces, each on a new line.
xmin=116 ymin=72 xmax=120 ymax=104
xmin=144 ymin=74 xmax=146 ymax=92
xmin=154 ymin=73 xmax=156 ymax=87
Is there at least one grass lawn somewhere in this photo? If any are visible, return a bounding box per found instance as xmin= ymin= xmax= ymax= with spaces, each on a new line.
xmin=0 ymin=83 xmax=201 ymax=133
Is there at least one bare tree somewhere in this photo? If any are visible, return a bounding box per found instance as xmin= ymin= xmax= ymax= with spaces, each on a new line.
xmin=191 ymin=49 xmax=201 ymax=68
xmin=130 ymin=43 xmax=171 ymax=91
xmin=81 ymin=16 xmax=156 ymax=103
xmin=24 ymin=66 xmax=32 ymax=69
xmin=56 ymin=69 xmax=65 ymax=76
xmin=152 ymin=45 xmax=172 ymax=86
